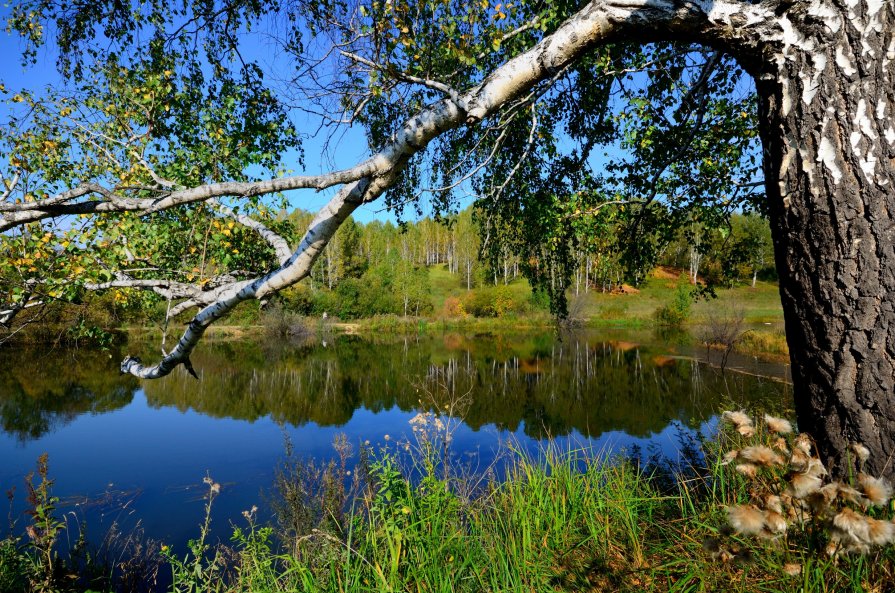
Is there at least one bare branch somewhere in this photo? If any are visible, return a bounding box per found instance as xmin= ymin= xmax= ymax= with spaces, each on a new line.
xmin=208 ymin=199 xmax=292 ymax=264
xmin=340 ymin=50 xmax=462 ymax=102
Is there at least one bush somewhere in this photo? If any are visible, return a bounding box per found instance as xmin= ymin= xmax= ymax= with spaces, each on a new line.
xmin=654 ymin=282 xmax=692 ymax=326
xmin=461 ymin=285 xmax=527 ymax=317
xmin=441 ymin=296 xmax=466 ymax=318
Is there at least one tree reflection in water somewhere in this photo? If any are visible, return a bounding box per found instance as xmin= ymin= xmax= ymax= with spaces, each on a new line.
xmin=0 ymin=331 xmax=792 ymax=443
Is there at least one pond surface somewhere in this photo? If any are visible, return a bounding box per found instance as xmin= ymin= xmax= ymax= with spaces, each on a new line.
xmin=0 ymin=329 xmax=791 ymax=548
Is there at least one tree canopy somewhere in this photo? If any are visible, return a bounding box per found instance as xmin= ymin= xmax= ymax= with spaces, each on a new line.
xmin=0 ymin=0 xmax=760 ymax=333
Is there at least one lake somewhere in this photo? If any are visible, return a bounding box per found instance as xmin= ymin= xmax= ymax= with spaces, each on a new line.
xmin=0 ymin=329 xmax=791 ymax=549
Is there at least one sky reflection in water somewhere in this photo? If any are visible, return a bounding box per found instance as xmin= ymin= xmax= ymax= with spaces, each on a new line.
xmin=0 ymin=330 xmax=791 ymax=547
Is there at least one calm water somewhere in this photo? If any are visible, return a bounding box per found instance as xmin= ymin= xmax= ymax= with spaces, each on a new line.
xmin=0 ymin=330 xmax=791 ymax=548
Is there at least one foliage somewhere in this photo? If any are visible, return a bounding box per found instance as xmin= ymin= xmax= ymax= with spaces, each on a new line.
xmin=653 ymin=280 xmax=693 ymax=327
xmin=161 ymin=477 xmax=229 ymax=593
xmin=0 ymin=0 xmax=771 ymax=335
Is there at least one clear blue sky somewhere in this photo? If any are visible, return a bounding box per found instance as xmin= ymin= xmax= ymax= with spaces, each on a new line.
xmin=0 ymin=12 xmax=403 ymax=224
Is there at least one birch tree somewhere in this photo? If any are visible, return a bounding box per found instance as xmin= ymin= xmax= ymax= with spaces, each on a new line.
xmin=1 ymin=0 xmax=893 ymax=477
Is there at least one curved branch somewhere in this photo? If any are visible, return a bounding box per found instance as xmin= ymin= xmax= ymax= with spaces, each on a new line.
xmin=208 ymin=199 xmax=292 ymax=265
xmin=111 ymin=0 xmax=772 ymax=378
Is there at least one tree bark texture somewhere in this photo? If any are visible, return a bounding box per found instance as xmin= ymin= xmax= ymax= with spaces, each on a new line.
xmin=754 ymin=0 xmax=895 ymax=477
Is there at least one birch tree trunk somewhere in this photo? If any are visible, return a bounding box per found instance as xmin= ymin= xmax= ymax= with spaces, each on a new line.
xmin=755 ymin=1 xmax=895 ymax=477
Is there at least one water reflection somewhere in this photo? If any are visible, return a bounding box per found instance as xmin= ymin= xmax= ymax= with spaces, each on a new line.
xmin=0 ymin=348 xmax=137 ymax=441
xmin=0 ymin=331 xmax=791 ymax=443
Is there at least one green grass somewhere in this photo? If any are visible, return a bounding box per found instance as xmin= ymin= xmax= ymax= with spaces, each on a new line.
xmin=7 ymin=418 xmax=895 ymax=592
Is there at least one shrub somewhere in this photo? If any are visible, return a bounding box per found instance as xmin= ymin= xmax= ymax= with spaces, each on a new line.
xmin=461 ymin=285 xmax=526 ymax=317
xmin=654 ymin=282 xmax=692 ymax=326
xmin=441 ymin=296 xmax=466 ymax=318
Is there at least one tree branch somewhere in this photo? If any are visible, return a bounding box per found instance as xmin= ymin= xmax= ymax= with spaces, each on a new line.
xmin=15 ymin=0 xmax=770 ymax=379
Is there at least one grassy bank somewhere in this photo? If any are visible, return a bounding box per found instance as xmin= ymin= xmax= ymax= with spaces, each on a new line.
xmin=4 ymin=412 xmax=894 ymax=593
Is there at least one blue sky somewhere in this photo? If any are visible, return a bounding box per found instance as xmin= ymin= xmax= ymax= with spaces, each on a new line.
xmin=0 ymin=12 xmax=404 ymax=224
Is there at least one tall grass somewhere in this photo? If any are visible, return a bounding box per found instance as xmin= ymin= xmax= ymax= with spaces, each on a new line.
xmin=5 ymin=413 xmax=895 ymax=592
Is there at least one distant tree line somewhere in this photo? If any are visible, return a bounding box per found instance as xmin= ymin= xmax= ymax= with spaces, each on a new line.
xmin=275 ymin=206 xmax=775 ymax=320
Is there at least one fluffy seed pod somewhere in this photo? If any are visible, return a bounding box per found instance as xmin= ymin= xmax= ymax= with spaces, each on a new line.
xmin=727 ymin=505 xmax=766 ymax=536
xmin=764 ymin=414 xmax=793 ymax=434
xmin=722 ymin=410 xmax=753 ymax=429
xmin=740 ymin=445 xmax=784 ymax=467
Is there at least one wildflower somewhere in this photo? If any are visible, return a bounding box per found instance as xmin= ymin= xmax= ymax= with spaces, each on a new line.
xmin=735 ymin=463 xmax=758 ymax=479
xmin=739 ymin=445 xmax=784 ymax=467
xmin=851 ymin=443 xmax=871 ymax=465
xmin=203 ymin=476 xmax=213 ymax=485
xmin=161 ymin=544 xmax=169 ymax=552
xmin=727 ymin=505 xmax=766 ymax=536
xmin=764 ymin=414 xmax=793 ymax=434
xmin=211 ymin=482 xmax=221 ymax=494
xmin=857 ymin=473 xmax=892 ymax=507
xmin=384 ymin=434 xmax=390 ymax=441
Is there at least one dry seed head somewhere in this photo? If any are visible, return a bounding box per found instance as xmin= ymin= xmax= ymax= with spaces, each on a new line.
xmin=763 ymin=510 xmax=788 ymax=535
xmin=793 ymin=434 xmax=812 ymax=455
xmin=722 ymin=410 xmax=753 ymax=429
xmin=728 ymin=505 xmax=766 ymax=536
xmin=764 ymin=414 xmax=793 ymax=434
xmin=807 ymin=483 xmax=840 ymax=514
xmin=783 ymin=563 xmax=801 ymax=577
xmin=740 ymin=445 xmax=784 ymax=467
xmin=790 ymin=448 xmax=810 ymax=472
xmin=832 ymin=508 xmax=871 ymax=546
xmin=851 ymin=443 xmax=871 ymax=464
xmin=835 ymin=483 xmax=868 ymax=508
xmin=737 ymin=424 xmax=756 ymax=438
xmin=857 ymin=473 xmax=892 ymax=507
xmin=763 ymin=494 xmax=783 ymax=514
xmin=772 ymin=437 xmax=789 ymax=454
xmin=867 ymin=518 xmax=895 ymax=546
xmin=788 ymin=472 xmax=823 ymax=499
xmin=805 ymin=458 xmax=828 ymax=478
xmin=721 ymin=450 xmax=739 ymax=465
xmin=735 ymin=463 xmax=758 ymax=479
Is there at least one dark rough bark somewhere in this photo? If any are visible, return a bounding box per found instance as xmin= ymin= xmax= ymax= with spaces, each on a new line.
xmin=753 ymin=2 xmax=895 ymax=478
